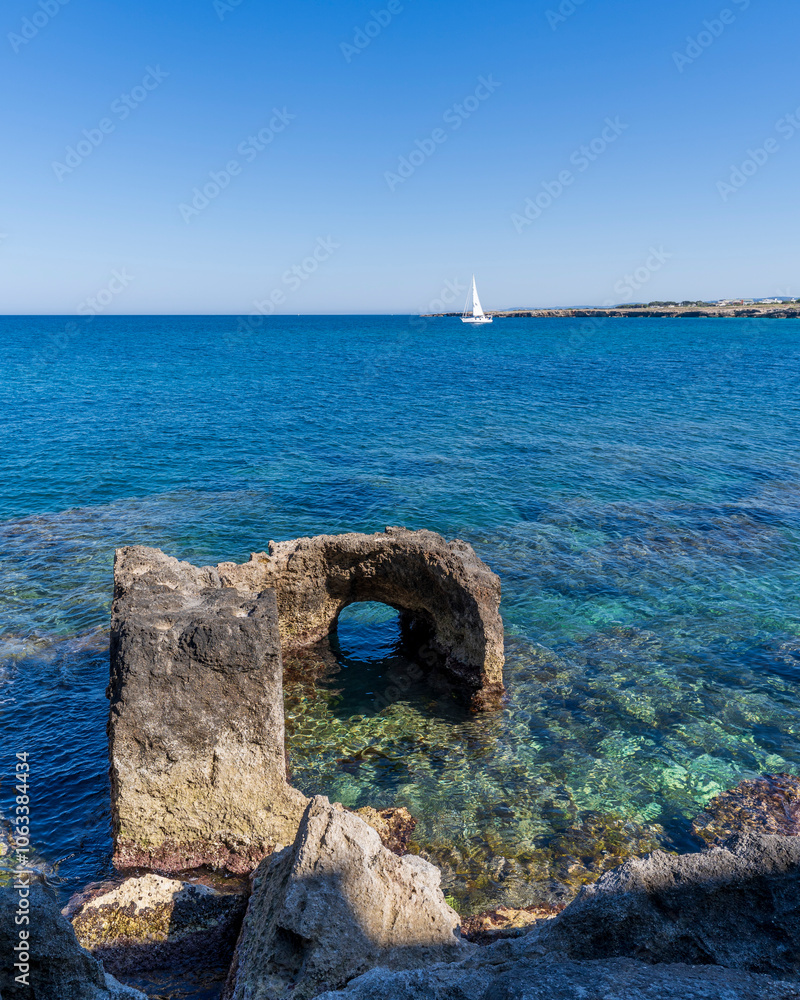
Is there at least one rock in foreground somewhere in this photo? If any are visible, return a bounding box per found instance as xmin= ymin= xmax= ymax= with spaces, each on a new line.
xmin=225 ymin=796 xmax=469 ymax=1000
xmin=314 ymin=833 xmax=800 ymax=999
xmin=0 ymin=884 xmax=146 ymax=1000
xmin=67 ymin=873 xmax=247 ymax=978
xmin=693 ymin=773 xmax=800 ymax=845
xmin=314 ymin=956 xmax=800 ymax=1000
xmin=532 ymin=832 xmax=800 ymax=977
xmin=109 ymin=551 xmax=308 ymax=873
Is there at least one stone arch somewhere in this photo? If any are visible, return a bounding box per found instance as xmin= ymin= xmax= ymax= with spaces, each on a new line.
xmin=109 ymin=529 xmax=504 ymax=873
xmin=218 ymin=527 xmax=505 ymax=709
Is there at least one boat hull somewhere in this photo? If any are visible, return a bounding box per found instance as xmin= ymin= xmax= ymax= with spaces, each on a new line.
xmin=461 ymin=317 xmax=493 ymax=324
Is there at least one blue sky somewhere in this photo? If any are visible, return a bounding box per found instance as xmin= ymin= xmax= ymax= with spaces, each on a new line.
xmin=1 ymin=0 xmax=798 ymax=313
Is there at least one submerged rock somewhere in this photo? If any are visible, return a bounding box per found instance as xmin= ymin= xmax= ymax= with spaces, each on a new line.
xmin=354 ymin=806 xmax=417 ymax=856
xmin=224 ymin=796 xmax=469 ymax=1000
xmin=419 ymin=806 xmax=666 ymax=914
xmin=66 ymin=873 xmax=247 ymax=979
xmin=461 ymin=904 xmax=561 ymax=945
xmin=109 ymin=549 xmax=309 ymax=873
xmin=692 ymin=773 xmax=800 ymax=845
xmin=0 ymin=883 xmax=146 ymax=999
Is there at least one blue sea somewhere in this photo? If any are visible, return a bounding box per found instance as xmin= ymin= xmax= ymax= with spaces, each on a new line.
xmin=2 ymin=315 xmax=800 ymax=925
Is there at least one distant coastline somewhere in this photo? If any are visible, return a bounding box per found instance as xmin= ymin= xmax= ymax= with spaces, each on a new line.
xmin=425 ymin=303 xmax=800 ymax=320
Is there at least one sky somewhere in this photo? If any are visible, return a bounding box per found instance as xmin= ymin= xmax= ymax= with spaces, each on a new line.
xmin=1 ymin=0 xmax=798 ymax=314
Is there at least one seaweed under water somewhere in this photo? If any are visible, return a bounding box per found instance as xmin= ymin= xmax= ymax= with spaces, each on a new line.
xmin=1 ymin=315 xmax=800 ymax=996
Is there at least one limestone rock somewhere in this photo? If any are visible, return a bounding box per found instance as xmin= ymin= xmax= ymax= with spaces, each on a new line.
xmin=109 ymin=549 xmax=309 ymax=873
xmin=314 ymin=957 xmax=800 ymax=1000
xmin=119 ymin=526 xmax=504 ymax=712
xmin=245 ymin=833 xmax=800 ymax=1000
xmin=225 ymin=796 xmax=470 ymax=999
xmin=531 ymin=833 xmax=800 ymax=978
xmin=354 ymin=807 xmax=416 ymax=856
xmin=66 ymin=873 xmax=247 ymax=978
xmin=0 ymin=884 xmax=147 ymax=1000
xmin=693 ymin=773 xmax=800 ymax=845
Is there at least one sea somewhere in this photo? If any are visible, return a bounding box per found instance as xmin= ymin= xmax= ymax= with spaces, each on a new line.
xmin=1 ymin=314 xmax=800 ymax=990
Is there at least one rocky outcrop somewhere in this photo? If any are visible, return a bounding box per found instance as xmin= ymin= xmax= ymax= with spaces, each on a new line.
xmin=532 ymin=833 xmax=800 ymax=977
xmin=308 ymin=833 xmax=800 ymax=999
xmin=354 ymin=807 xmax=416 ymax=856
xmin=117 ymin=527 xmax=504 ymax=711
xmin=109 ymin=530 xmax=502 ymax=874
xmin=314 ymin=957 xmax=800 ymax=999
xmin=66 ymin=874 xmax=247 ymax=978
xmin=693 ymin=773 xmax=800 ymax=845
xmin=224 ymin=796 xmax=469 ymax=1000
xmin=109 ymin=552 xmax=309 ymax=873
xmin=0 ymin=884 xmax=146 ymax=1000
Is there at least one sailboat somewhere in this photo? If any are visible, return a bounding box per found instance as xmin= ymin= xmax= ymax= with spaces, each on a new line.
xmin=461 ymin=275 xmax=493 ymax=324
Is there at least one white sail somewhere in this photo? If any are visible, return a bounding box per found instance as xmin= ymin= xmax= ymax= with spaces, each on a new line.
xmin=471 ymin=276 xmax=485 ymax=318
xmin=461 ymin=275 xmax=493 ymax=324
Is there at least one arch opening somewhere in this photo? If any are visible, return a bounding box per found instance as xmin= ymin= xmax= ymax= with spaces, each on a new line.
xmin=323 ymin=601 xmax=448 ymax=718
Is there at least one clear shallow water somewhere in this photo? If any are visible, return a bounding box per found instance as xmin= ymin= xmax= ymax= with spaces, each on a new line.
xmin=1 ymin=315 xmax=800 ymax=919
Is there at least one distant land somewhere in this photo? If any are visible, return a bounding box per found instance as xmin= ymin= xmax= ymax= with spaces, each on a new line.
xmin=425 ymin=299 xmax=800 ymax=320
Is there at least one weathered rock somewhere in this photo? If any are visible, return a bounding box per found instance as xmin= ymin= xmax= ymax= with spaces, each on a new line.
xmin=313 ymin=835 xmax=800 ymax=998
xmin=314 ymin=956 xmax=800 ymax=1000
xmin=225 ymin=796 xmax=470 ymax=1000
xmin=354 ymin=807 xmax=417 ymax=856
xmin=119 ymin=527 xmax=504 ymax=711
xmin=693 ymin=773 xmax=800 ymax=845
xmin=109 ymin=549 xmax=309 ymax=873
xmin=0 ymin=884 xmax=146 ymax=1000
xmin=66 ymin=873 xmax=247 ymax=978
xmin=531 ymin=833 xmax=800 ymax=978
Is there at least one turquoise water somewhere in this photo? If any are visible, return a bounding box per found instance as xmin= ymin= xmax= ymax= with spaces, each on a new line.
xmin=2 ymin=315 xmax=800 ymax=917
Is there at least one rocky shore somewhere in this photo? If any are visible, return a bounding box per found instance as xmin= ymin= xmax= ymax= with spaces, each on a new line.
xmin=4 ymin=796 xmax=800 ymax=999
xmin=3 ymin=529 xmax=800 ymax=999
xmin=426 ymin=305 xmax=800 ymax=319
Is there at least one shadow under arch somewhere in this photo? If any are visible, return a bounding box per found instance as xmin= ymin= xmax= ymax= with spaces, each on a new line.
xmin=257 ymin=529 xmax=505 ymax=710
xmin=324 ymin=600 xmax=461 ymax=720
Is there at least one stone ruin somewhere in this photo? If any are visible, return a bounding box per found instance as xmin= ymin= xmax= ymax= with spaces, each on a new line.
xmin=108 ymin=528 xmax=504 ymax=873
